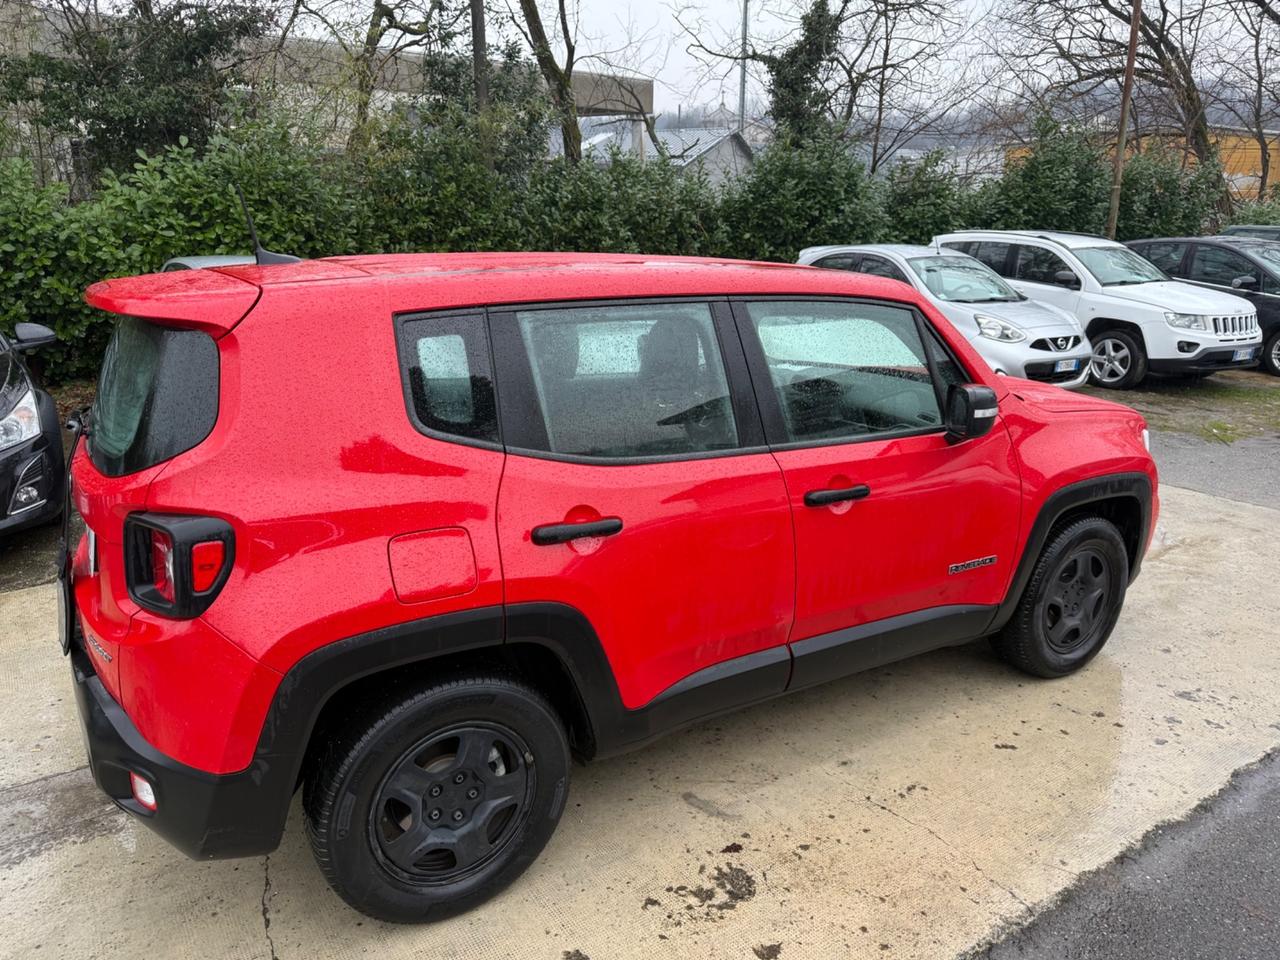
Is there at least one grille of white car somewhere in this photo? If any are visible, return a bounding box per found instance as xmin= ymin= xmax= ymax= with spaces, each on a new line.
xmin=1211 ymin=313 xmax=1258 ymax=340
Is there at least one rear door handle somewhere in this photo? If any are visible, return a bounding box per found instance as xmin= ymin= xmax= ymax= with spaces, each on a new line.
xmin=803 ymin=484 xmax=871 ymax=508
xmin=531 ymin=517 xmax=623 ymax=546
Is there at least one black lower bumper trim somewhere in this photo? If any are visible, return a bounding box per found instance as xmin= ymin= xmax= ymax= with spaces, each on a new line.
xmin=1148 ymin=346 xmax=1260 ymax=374
xmin=71 ymin=644 xmax=287 ymax=859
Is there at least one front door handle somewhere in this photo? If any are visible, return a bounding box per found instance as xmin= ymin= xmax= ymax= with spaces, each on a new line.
xmin=803 ymin=484 xmax=871 ymax=508
xmin=531 ymin=517 xmax=623 ymax=546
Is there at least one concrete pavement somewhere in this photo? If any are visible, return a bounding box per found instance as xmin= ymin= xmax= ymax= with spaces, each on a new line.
xmin=1 ymin=483 xmax=1278 ymax=960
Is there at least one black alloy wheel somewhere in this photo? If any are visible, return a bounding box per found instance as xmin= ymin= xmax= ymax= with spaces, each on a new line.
xmin=304 ymin=675 xmax=570 ymax=923
xmin=992 ymin=516 xmax=1129 ymax=678
xmin=372 ymin=724 xmax=533 ymax=884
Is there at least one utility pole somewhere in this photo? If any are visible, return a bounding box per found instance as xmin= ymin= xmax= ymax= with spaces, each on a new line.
xmin=738 ymin=0 xmax=748 ymax=132
xmin=1106 ymin=0 xmax=1142 ymax=239
xmin=470 ymin=0 xmax=489 ymax=110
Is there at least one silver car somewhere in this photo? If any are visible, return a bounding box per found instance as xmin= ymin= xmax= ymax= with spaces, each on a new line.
xmin=797 ymin=244 xmax=1094 ymax=389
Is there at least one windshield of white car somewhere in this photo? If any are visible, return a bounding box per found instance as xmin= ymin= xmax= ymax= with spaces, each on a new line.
xmin=907 ymin=256 xmax=1024 ymax=303
xmin=1074 ymin=246 xmax=1167 ymax=286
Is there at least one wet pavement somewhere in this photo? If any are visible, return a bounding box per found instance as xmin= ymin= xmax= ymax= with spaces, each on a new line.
xmin=1 ymin=483 xmax=1279 ymax=959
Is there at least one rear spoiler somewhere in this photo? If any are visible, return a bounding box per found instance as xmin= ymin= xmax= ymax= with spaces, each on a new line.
xmin=84 ymin=271 xmax=261 ymax=336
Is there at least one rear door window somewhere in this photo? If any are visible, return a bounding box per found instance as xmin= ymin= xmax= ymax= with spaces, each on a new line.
xmin=90 ymin=317 xmax=219 ymax=477
xmin=813 ymin=254 xmax=857 ymax=270
xmin=496 ymin=302 xmax=740 ymax=460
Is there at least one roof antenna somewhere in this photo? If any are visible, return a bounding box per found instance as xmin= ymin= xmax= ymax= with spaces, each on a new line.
xmin=233 ymin=185 xmax=301 ymax=266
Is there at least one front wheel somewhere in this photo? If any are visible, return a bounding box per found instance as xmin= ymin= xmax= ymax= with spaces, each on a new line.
xmin=304 ymin=675 xmax=570 ymax=923
xmin=1262 ymin=330 xmax=1280 ymax=377
xmin=1089 ymin=329 xmax=1147 ymax=389
xmin=992 ymin=517 xmax=1130 ymax=678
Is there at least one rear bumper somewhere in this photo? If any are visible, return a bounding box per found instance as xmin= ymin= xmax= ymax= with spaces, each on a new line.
xmin=70 ymin=639 xmax=288 ymax=859
xmin=1148 ymin=344 xmax=1260 ymax=374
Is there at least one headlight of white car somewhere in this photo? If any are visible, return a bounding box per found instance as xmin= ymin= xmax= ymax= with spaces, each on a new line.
xmin=0 ymin=389 xmax=41 ymax=453
xmin=975 ymin=315 xmax=1027 ymax=343
xmin=1163 ymin=312 xmax=1209 ymax=331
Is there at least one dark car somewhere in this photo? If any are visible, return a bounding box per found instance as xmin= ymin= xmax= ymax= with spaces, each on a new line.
xmin=0 ymin=323 xmax=65 ymax=535
xmin=1220 ymin=224 xmax=1280 ymax=242
xmin=1126 ymin=236 xmax=1280 ymax=376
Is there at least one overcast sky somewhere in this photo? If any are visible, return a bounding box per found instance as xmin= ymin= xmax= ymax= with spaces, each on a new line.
xmin=570 ymin=0 xmax=780 ymax=114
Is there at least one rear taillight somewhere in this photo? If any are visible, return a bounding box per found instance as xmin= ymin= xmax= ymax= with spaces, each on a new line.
xmin=149 ymin=529 xmax=176 ymax=602
xmin=125 ymin=513 xmax=234 ymax=618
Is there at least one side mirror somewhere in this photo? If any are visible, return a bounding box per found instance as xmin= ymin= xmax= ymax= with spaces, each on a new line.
xmin=945 ymin=383 xmax=999 ymax=444
xmin=12 ymin=322 xmax=56 ymax=351
xmin=1054 ymin=269 xmax=1081 ymax=290
xmin=1231 ymin=275 xmax=1258 ymax=290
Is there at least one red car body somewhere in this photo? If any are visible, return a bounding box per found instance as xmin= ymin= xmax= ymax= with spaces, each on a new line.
xmin=65 ymin=253 xmax=1157 ymax=861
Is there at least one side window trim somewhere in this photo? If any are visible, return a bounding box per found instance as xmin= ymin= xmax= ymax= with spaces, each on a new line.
xmin=394 ymin=307 xmax=503 ymax=451
xmin=488 ymin=296 xmax=767 ymax=466
xmin=728 ymin=295 xmax=954 ymax=451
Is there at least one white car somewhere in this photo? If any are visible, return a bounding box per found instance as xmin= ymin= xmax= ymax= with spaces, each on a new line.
xmin=797 ymin=244 xmax=1094 ymax=388
xmin=932 ymin=231 xmax=1261 ymax=388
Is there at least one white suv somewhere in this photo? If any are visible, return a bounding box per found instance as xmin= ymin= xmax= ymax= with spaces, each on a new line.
xmin=932 ymin=231 xmax=1262 ymax=388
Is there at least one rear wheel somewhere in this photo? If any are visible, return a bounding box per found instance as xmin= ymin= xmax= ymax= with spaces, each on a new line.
xmin=992 ymin=517 xmax=1129 ymax=678
xmin=1263 ymin=330 xmax=1280 ymax=377
xmin=1089 ymin=329 xmax=1147 ymax=389
xmin=304 ymin=675 xmax=570 ymax=922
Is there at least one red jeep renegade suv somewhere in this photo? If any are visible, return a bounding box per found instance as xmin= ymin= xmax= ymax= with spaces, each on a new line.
xmin=61 ymin=253 xmax=1157 ymax=921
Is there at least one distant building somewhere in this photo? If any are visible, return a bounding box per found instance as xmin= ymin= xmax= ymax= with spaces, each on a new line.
xmin=563 ymin=120 xmax=754 ymax=185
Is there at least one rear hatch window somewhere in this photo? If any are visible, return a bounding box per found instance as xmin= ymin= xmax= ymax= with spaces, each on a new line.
xmin=89 ymin=317 xmax=219 ymax=477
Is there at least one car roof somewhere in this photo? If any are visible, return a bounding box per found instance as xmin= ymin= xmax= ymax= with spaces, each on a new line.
xmin=1128 ymin=235 xmax=1280 ymax=253
xmin=938 ymin=230 xmax=1121 ymax=250
xmin=84 ymin=252 xmax=928 ymax=334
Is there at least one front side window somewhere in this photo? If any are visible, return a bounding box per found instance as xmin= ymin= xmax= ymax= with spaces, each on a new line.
xmin=1074 ymin=246 xmax=1166 ymax=286
xmin=1188 ymin=246 xmax=1260 ymax=288
xmin=1135 ymin=242 xmax=1187 ymax=275
xmin=512 ymin=303 xmax=738 ymax=459
xmin=908 ymin=255 xmax=1022 ymax=303
xmin=399 ymin=313 xmax=498 ymax=443
xmin=1014 ymin=245 xmax=1073 ymax=285
xmin=743 ymin=300 xmax=943 ymax=444
xmin=814 ymin=254 xmax=856 ymax=270
xmin=857 ymin=256 xmax=909 ymax=283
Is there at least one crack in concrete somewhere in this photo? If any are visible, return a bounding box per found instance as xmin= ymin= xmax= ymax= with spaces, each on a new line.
xmin=261 ymin=855 xmax=279 ymax=960
xmin=860 ymin=794 xmax=1033 ymax=913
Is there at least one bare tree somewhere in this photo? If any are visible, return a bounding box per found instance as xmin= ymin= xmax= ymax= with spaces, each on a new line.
xmin=1211 ymin=0 xmax=1280 ymax=198
xmin=509 ymin=0 xmax=580 ymax=161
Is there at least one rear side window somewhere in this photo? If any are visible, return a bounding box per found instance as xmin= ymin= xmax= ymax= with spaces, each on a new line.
xmin=398 ymin=313 xmax=498 ymax=444
xmin=814 ymin=254 xmax=856 ymax=270
xmin=90 ymin=317 xmax=219 ymax=477
xmin=502 ymin=302 xmax=739 ymax=459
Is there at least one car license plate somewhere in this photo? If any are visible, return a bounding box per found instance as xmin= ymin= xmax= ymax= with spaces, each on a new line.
xmin=1233 ymin=348 xmax=1254 ymax=362
xmin=1054 ymin=358 xmax=1080 ymax=373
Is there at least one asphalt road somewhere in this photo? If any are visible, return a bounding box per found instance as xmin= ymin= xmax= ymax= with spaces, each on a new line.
xmin=1149 ymin=430 xmax=1277 ymax=509
xmin=977 ymin=750 xmax=1280 ymax=960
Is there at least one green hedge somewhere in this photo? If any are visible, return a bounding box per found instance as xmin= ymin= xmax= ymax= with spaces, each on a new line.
xmin=0 ymin=115 xmax=1248 ymax=382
